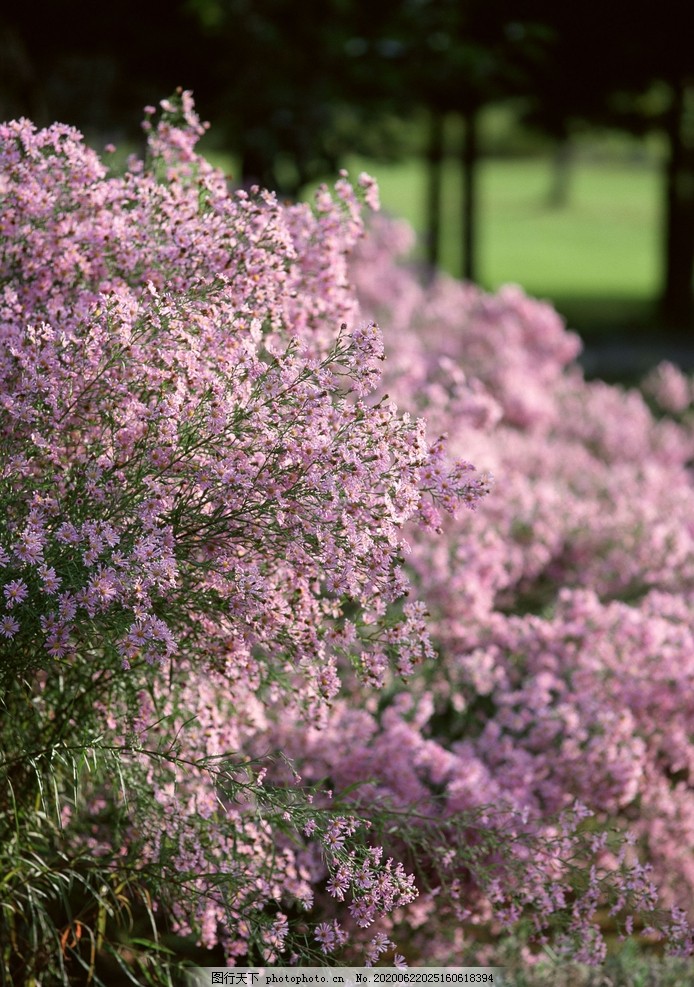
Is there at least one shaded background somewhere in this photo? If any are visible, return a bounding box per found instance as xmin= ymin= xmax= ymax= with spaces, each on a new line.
xmin=2 ymin=0 xmax=693 ymax=374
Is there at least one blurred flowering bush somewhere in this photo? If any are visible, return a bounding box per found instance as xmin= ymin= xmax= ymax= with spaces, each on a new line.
xmin=1 ymin=92 xmax=693 ymax=983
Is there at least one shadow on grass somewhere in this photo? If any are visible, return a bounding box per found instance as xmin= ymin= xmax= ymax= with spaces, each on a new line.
xmin=517 ymin=293 xmax=694 ymax=384
xmin=547 ymin=294 xmax=661 ymax=338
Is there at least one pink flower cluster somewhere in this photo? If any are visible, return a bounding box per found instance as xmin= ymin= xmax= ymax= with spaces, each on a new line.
xmin=0 ymin=96 xmax=485 ymax=711
xmin=0 ymin=93 xmax=487 ymax=970
xmin=4 ymin=91 xmax=694 ymax=973
xmin=302 ymin=214 xmax=694 ymax=959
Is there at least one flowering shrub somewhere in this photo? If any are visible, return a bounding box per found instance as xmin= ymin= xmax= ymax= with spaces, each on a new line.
xmin=1 ymin=92 xmax=693 ymax=984
xmin=0 ymin=92 xmax=489 ymax=981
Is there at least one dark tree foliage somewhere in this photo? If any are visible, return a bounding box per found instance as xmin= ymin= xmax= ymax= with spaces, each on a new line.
xmin=186 ymin=0 xmax=399 ymax=194
xmin=0 ymin=3 xmax=215 ymax=136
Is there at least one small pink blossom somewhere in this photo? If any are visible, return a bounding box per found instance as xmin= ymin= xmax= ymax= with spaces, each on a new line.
xmin=0 ymin=615 xmax=19 ymax=638
xmin=4 ymin=579 xmax=28 ymax=608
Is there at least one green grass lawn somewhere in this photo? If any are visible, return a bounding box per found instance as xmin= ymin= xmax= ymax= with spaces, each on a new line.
xmin=340 ymin=153 xmax=664 ymax=336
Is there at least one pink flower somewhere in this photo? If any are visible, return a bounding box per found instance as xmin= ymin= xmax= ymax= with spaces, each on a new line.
xmin=0 ymin=615 xmax=19 ymax=638
xmin=4 ymin=579 xmax=28 ymax=608
xmin=314 ymin=922 xmax=337 ymax=952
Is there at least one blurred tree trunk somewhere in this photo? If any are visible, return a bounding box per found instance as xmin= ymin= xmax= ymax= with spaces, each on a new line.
xmin=461 ymin=105 xmax=479 ymax=282
xmin=426 ymin=108 xmax=444 ymax=276
xmin=547 ymin=137 xmax=573 ymax=209
xmin=661 ymin=77 xmax=694 ymax=332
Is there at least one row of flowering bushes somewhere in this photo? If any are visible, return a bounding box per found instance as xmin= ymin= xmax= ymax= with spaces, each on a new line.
xmin=1 ymin=92 xmax=693 ymax=983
